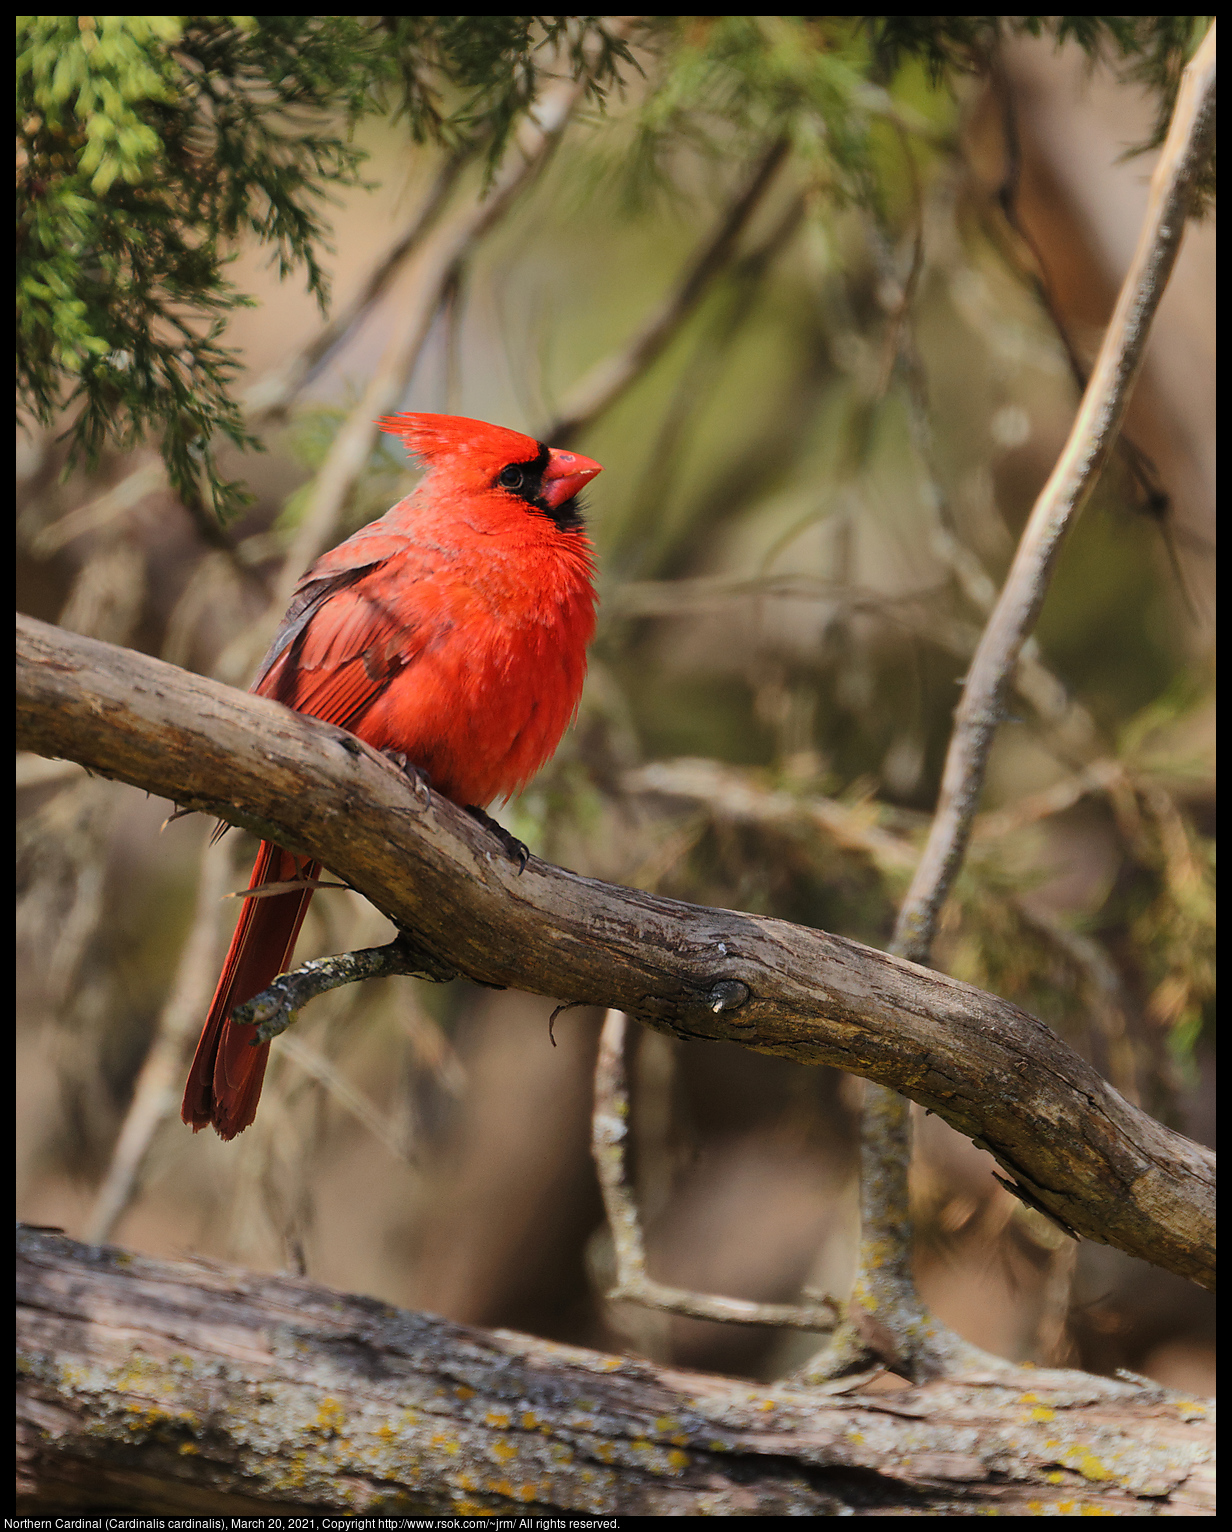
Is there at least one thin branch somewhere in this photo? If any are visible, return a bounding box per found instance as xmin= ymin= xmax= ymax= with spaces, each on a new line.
xmin=540 ymin=136 xmax=793 ymax=446
xmin=85 ymin=834 xmax=232 ymax=1243
xmin=234 ymin=935 xmax=458 ymax=1041
xmin=240 ymin=148 xmax=475 ymax=424
xmin=624 ymin=757 xmax=916 ymax=878
xmin=25 ymin=461 xmax=168 ymax=559
xmin=609 ymin=571 xmax=1103 ymax=771
xmin=278 ymin=1035 xmax=415 ymax=1167
xmin=591 ymin=1009 xmax=840 ymax=1331
xmin=610 ymin=572 xmax=948 ymax=620
xmin=15 ymin=614 xmax=1216 ymax=1290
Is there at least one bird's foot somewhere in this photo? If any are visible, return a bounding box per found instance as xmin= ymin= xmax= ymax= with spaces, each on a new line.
xmin=383 ymin=750 xmax=432 ymax=806
xmin=466 ymin=805 xmax=530 ymax=873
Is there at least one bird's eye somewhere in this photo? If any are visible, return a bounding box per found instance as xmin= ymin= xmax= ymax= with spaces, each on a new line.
xmin=499 ymin=466 xmax=524 ymax=490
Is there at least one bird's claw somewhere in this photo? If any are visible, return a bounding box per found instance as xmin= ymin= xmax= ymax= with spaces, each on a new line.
xmin=466 ymin=805 xmax=530 ymax=873
xmin=382 ymin=749 xmax=433 ymax=806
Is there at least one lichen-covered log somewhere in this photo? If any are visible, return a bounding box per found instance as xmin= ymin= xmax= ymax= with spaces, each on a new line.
xmin=15 ymin=615 xmax=1216 ymax=1290
xmin=16 ymin=1228 xmax=1216 ymax=1515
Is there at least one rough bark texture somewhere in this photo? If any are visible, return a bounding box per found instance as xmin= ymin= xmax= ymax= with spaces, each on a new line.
xmin=15 ymin=614 xmax=1215 ymax=1289
xmin=16 ymin=1228 xmax=1215 ymax=1515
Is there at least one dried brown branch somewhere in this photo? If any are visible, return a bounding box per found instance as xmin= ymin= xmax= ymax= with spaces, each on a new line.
xmin=591 ymin=1009 xmax=840 ymax=1331
xmin=16 ymin=1227 xmax=1215 ymax=1515
xmin=15 ymin=615 xmax=1216 ymax=1291
xmin=625 ymin=756 xmax=916 ymax=877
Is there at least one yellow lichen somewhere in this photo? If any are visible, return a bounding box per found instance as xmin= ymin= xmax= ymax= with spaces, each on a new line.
xmin=1067 ymin=1449 xmax=1113 ymax=1483
xmin=313 ymin=1396 xmax=346 ymax=1435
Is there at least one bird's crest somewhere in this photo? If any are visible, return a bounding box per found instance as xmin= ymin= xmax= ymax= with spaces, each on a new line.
xmin=379 ymin=412 xmax=542 ymax=469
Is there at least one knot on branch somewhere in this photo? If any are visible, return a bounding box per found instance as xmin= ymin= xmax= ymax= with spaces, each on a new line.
xmin=702 ymin=978 xmax=752 ymax=1015
xmin=642 ymin=977 xmax=753 ymax=1035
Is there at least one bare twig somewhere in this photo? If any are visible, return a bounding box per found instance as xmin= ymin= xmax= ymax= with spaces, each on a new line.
xmin=241 ymin=148 xmax=474 ymax=423
xmin=540 ymin=136 xmax=793 ymax=446
xmin=609 ymin=570 xmax=1101 ymax=769
xmin=591 ymin=1010 xmax=840 ymax=1331
xmin=236 ymin=935 xmax=458 ymax=1042
xmin=85 ymin=834 xmax=233 ymax=1243
xmin=610 ymin=572 xmax=948 ymax=620
xmin=625 ymin=757 xmax=916 ymax=878
xmin=1033 ymin=1234 xmax=1080 ymax=1367
xmin=278 ymin=1035 xmax=415 ymax=1167
xmin=25 ymin=462 xmax=168 ymax=559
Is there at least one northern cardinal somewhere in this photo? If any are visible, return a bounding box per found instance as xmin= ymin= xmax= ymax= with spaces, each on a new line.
xmin=182 ymin=413 xmax=601 ymax=1139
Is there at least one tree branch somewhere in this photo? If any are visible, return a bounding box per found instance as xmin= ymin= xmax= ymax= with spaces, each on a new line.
xmin=16 ymin=1227 xmax=1215 ymax=1515
xmin=15 ymin=614 xmax=1215 ymax=1290
xmin=591 ymin=1009 xmax=840 ymax=1331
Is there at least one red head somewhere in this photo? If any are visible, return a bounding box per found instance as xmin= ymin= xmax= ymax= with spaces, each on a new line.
xmin=379 ymin=412 xmax=601 ymax=516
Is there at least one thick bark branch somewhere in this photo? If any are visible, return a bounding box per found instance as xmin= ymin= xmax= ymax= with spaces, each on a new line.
xmin=15 ymin=614 xmax=1215 ymax=1290
xmin=16 ymin=1228 xmax=1215 ymax=1516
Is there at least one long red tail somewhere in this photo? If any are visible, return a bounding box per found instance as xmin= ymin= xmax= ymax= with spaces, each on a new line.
xmin=181 ymin=842 xmax=320 ymax=1139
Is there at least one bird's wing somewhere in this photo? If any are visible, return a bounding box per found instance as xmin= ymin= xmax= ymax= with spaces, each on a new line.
xmin=253 ymin=561 xmax=433 ymax=732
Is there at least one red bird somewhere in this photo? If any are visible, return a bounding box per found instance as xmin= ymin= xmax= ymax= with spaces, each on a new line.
xmin=182 ymin=413 xmax=601 ymax=1139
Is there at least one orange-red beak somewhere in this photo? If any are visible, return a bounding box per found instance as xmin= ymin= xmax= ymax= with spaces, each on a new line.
xmin=542 ymin=448 xmax=602 ymax=509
